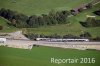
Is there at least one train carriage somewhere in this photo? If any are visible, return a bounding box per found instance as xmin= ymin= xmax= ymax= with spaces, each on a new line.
xmin=35 ymin=38 xmax=89 ymax=42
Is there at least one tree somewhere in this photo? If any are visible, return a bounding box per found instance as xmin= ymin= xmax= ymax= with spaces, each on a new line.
xmin=42 ymin=14 xmax=47 ymax=25
xmin=86 ymin=17 xmax=97 ymax=27
xmin=13 ymin=14 xmax=28 ymax=28
xmin=48 ymin=10 xmax=58 ymax=25
xmin=56 ymin=11 xmax=69 ymax=24
xmin=80 ymin=32 xmax=91 ymax=38
xmin=0 ymin=8 xmax=7 ymax=18
xmin=5 ymin=9 xmax=15 ymax=20
xmin=42 ymin=14 xmax=52 ymax=25
xmin=63 ymin=34 xmax=78 ymax=39
xmin=38 ymin=16 xmax=45 ymax=26
xmin=27 ymin=15 xmax=39 ymax=28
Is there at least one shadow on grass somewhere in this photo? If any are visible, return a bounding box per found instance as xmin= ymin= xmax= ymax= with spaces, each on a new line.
xmin=93 ymin=10 xmax=100 ymax=16
xmin=79 ymin=21 xmax=87 ymax=27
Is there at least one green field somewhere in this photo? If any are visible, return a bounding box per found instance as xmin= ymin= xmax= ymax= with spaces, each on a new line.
xmin=0 ymin=46 xmax=100 ymax=66
xmin=25 ymin=4 xmax=100 ymax=37
xmin=0 ymin=0 xmax=91 ymax=15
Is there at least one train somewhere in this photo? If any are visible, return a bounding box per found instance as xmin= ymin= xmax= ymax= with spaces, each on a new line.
xmin=35 ymin=38 xmax=89 ymax=42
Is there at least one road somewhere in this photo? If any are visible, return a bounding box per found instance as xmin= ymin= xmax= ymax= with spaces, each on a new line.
xmin=35 ymin=40 xmax=100 ymax=50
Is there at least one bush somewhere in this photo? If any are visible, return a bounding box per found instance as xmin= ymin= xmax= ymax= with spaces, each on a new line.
xmin=93 ymin=37 xmax=100 ymax=41
xmin=80 ymin=17 xmax=100 ymax=27
xmin=0 ymin=26 xmax=3 ymax=30
xmin=80 ymin=32 xmax=91 ymax=38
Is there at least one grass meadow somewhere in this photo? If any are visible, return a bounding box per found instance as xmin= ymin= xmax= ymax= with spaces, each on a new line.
xmin=0 ymin=46 xmax=100 ymax=66
xmin=0 ymin=0 xmax=100 ymax=66
xmin=0 ymin=0 xmax=91 ymax=15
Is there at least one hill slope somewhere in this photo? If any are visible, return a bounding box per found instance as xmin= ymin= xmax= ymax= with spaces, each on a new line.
xmin=0 ymin=0 xmax=91 ymax=15
xmin=0 ymin=17 xmax=18 ymax=33
xmin=0 ymin=46 xmax=100 ymax=66
xmin=26 ymin=4 xmax=100 ymax=37
xmin=0 ymin=0 xmax=100 ymax=38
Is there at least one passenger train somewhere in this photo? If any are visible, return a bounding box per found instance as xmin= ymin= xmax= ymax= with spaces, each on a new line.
xmin=35 ymin=38 xmax=89 ymax=42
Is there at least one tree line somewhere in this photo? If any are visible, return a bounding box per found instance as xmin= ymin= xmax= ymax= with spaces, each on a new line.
xmin=0 ymin=8 xmax=70 ymax=28
xmin=24 ymin=32 xmax=92 ymax=40
xmin=24 ymin=32 xmax=100 ymax=41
